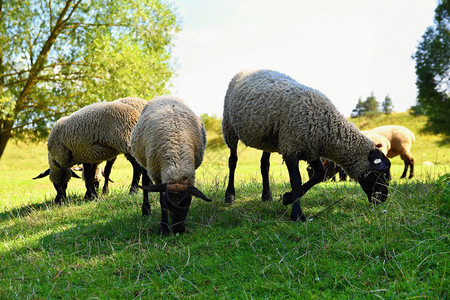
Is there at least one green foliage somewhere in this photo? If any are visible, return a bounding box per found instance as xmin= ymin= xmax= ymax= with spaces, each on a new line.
xmin=0 ymin=0 xmax=180 ymax=157
xmin=351 ymin=92 xmax=382 ymax=118
xmin=412 ymin=0 xmax=450 ymax=136
xmin=200 ymin=113 xmax=225 ymax=150
xmin=382 ymin=94 xmax=394 ymax=114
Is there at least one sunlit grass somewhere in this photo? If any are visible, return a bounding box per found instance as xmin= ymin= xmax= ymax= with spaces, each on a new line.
xmin=0 ymin=112 xmax=449 ymax=298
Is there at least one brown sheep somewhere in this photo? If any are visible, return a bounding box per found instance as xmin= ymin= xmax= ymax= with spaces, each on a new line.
xmin=365 ymin=125 xmax=415 ymax=179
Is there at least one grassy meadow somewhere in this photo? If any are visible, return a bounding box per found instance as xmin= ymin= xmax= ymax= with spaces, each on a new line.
xmin=0 ymin=112 xmax=448 ymax=298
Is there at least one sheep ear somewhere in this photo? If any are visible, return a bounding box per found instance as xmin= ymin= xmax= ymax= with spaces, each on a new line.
xmin=70 ymin=169 xmax=81 ymax=179
xmin=139 ymin=183 xmax=167 ymax=192
xmin=368 ymin=149 xmax=390 ymax=171
xmin=189 ymin=186 xmax=212 ymax=202
xmin=33 ymin=169 xmax=50 ymax=179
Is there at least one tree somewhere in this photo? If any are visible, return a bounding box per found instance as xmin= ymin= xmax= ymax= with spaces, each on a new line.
xmin=412 ymin=0 xmax=450 ymax=135
xmin=364 ymin=92 xmax=380 ymax=113
xmin=382 ymin=95 xmax=394 ymax=114
xmin=351 ymin=98 xmax=366 ymax=117
xmin=351 ymin=92 xmax=380 ymax=117
xmin=0 ymin=0 xmax=180 ymax=159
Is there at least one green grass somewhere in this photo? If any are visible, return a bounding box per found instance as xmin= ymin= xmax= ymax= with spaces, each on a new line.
xmin=0 ymin=112 xmax=449 ymax=298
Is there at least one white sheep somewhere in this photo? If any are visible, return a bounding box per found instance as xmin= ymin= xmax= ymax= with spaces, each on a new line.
xmin=366 ymin=125 xmax=415 ymax=179
xmin=130 ymin=96 xmax=212 ymax=235
xmin=222 ymin=70 xmax=391 ymax=221
xmin=33 ymin=97 xmax=147 ymax=202
xmin=361 ymin=130 xmax=391 ymax=156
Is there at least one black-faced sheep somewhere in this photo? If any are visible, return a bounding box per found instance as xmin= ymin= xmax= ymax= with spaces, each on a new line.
xmin=130 ymin=96 xmax=212 ymax=235
xmin=222 ymin=70 xmax=391 ymax=221
xmin=364 ymin=125 xmax=415 ymax=179
xmin=33 ymin=97 xmax=147 ymax=203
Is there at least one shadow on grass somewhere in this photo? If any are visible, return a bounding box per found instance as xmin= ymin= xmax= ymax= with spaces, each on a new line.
xmin=3 ymin=178 xmax=444 ymax=256
xmin=0 ymin=193 xmax=91 ymax=221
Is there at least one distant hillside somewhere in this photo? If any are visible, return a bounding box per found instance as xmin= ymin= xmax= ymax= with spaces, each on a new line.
xmin=349 ymin=111 xmax=427 ymax=133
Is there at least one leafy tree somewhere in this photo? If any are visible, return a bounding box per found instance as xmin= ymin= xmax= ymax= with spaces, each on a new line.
xmin=412 ymin=0 xmax=450 ymax=135
xmin=0 ymin=0 xmax=180 ymax=159
xmin=382 ymin=94 xmax=394 ymax=114
xmin=351 ymin=92 xmax=380 ymax=117
xmin=351 ymin=98 xmax=366 ymax=117
xmin=364 ymin=92 xmax=380 ymax=113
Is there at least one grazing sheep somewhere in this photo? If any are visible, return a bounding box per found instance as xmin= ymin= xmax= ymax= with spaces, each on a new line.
xmin=130 ymin=96 xmax=212 ymax=235
xmin=33 ymin=97 xmax=147 ymax=203
xmin=368 ymin=125 xmax=415 ymax=179
xmin=222 ymin=70 xmax=391 ymax=221
xmin=361 ymin=130 xmax=391 ymax=156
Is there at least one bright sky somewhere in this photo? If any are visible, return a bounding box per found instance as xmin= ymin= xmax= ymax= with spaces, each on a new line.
xmin=169 ymin=0 xmax=437 ymax=117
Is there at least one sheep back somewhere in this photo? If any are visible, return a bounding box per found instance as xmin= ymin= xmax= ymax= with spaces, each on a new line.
xmin=131 ymin=96 xmax=206 ymax=185
xmin=115 ymin=97 xmax=147 ymax=112
xmin=371 ymin=125 xmax=415 ymax=159
xmin=48 ymin=101 xmax=142 ymax=167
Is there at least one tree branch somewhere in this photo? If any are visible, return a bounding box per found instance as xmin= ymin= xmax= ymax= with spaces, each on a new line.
xmin=14 ymin=0 xmax=78 ymax=114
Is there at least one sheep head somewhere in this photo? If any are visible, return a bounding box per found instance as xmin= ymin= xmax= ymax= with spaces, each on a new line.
xmin=358 ymin=148 xmax=391 ymax=204
xmin=140 ymin=183 xmax=212 ymax=235
xmin=33 ymin=168 xmax=81 ymax=203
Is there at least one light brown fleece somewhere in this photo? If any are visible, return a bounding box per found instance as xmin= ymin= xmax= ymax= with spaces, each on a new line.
xmin=130 ymin=96 xmax=206 ymax=185
xmin=370 ymin=125 xmax=415 ymax=161
xmin=361 ymin=130 xmax=391 ymax=155
xmin=46 ymin=97 xmax=146 ymax=185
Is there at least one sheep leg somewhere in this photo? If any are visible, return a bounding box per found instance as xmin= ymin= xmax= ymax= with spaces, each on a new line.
xmin=339 ymin=170 xmax=347 ymax=181
xmin=283 ymin=155 xmax=306 ymax=222
xmin=141 ymin=170 xmax=151 ymax=216
xmin=225 ymin=142 xmax=238 ymax=204
xmin=400 ymin=160 xmax=409 ymax=179
xmin=409 ymin=158 xmax=414 ymax=178
xmin=299 ymin=159 xmax=325 ymax=194
xmin=260 ymin=151 xmax=273 ymax=202
xmin=102 ymin=158 xmax=116 ymax=194
xmin=83 ymin=163 xmax=98 ymax=200
xmin=400 ymin=154 xmax=414 ymax=179
xmin=125 ymin=154 xmax=142 ymax=194
xmin=159 ymin=192 xmax=171 ymax=235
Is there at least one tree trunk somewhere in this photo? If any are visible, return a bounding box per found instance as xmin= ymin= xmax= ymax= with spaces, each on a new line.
xmin=0 ymin=120 xmax=14 ymax=159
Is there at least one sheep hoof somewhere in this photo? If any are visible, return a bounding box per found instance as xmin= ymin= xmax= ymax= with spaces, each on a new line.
xmin=142 ymin=206 xmax=151 ymax=216
xmin=262 ymin=192 xmax=273 ymax=202
xmin=159 ymin=223 xmax=171 ymax=235
xmin=225 ymin=193 xmax=235 ymax=204
xmin=84 ymin=193 xmax=98 ymax=201
xmin=282 ymin=192 xmax=293 ymax=205
xmin=129 ymin=186 xmax=139 ymax=195
xmin=291 ymin=210 xmax=306 ymax=222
